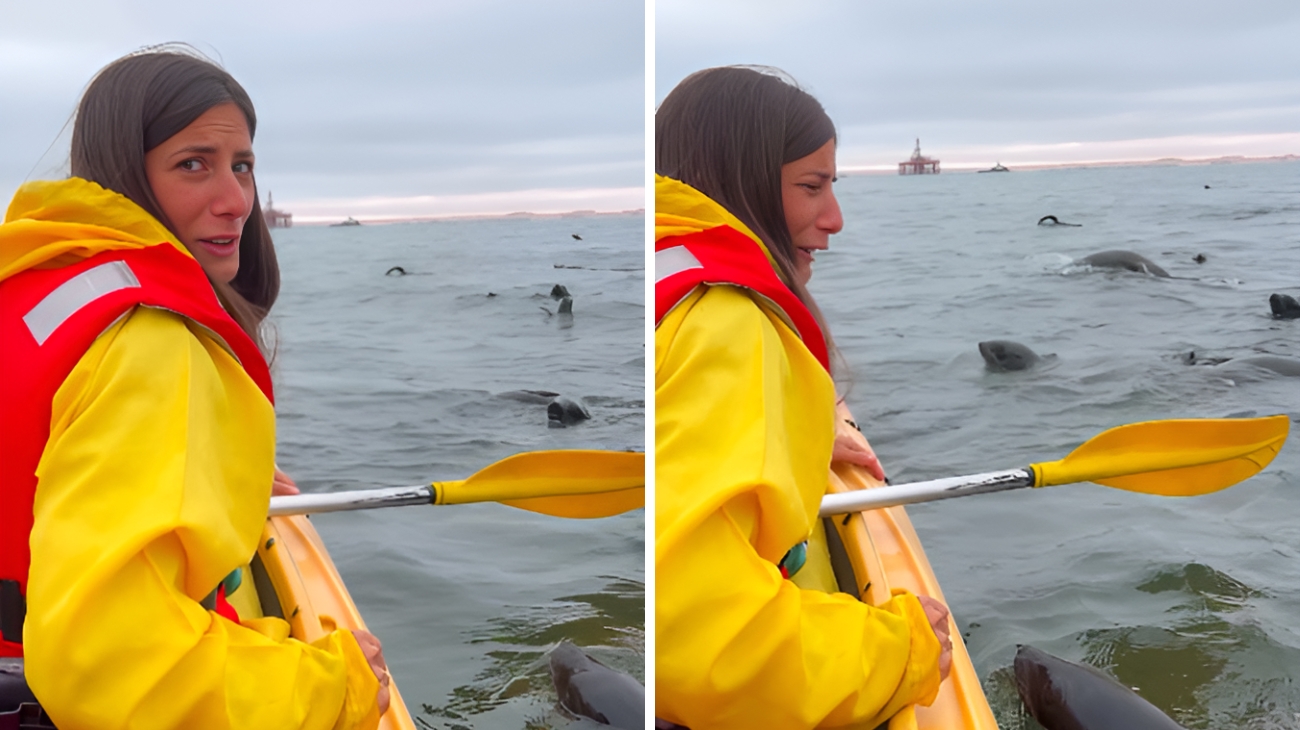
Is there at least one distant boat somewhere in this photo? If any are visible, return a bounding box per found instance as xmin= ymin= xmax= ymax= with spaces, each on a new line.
xmin=331 ymin=217 xmax=361 ymax=227
xmin=978 ymin=162 xmax=1010 ymax=173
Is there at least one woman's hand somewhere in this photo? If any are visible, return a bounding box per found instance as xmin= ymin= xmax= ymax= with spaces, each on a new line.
xmin=917 ymin=595 xmax=953 ymax=681
xmin=351 ymin=630 xmax=390 ymax=715
xmin=830 ymin=433 xmax=886 ymax=482
xmin=271 ymin=467 xmax=300 ymax=496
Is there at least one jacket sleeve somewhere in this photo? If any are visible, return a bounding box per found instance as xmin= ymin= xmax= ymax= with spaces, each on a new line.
xmin=23 ymin=306 xmax=379 ymax=730
xmin=655 ymin=286 xmax=941 ymax=730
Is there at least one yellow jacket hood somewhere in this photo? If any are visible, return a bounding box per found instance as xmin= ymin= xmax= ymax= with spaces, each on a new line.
xmin=654 ymin=174 xmax=784 ymax=278
xmin=0 ymin=177 xmax=190 ymax=282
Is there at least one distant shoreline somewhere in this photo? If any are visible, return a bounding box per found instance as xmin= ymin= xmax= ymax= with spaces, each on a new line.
xmin=840 ymin=153 xmax=1300 ymax=177
xmin=291 ymin=207 xmax=645 ymax=227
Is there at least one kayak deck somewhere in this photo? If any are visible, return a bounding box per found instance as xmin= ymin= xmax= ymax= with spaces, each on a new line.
xmin=829 ymin=404 xmax=998 ymax=730
xmin=255 ymin=514 xmax=417 ymax=730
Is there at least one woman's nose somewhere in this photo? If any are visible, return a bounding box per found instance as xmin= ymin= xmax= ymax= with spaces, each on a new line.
xmin=821 ymin=190 xmax=844 ymax=234
xmin=211 ymin=169 xmax=253 ymax=218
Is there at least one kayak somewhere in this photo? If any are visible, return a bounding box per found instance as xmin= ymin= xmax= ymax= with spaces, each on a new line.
xmin=243 ymin=515 xmax=418 ymax=730
xmin=795 ymin=404 xmax=999 ymax=729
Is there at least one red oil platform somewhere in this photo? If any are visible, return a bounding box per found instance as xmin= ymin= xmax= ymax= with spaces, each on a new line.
xmin=898 ymin=139 xmax=940 ymax=175
xmin=264 ymin=191 xmax=293 ymax=228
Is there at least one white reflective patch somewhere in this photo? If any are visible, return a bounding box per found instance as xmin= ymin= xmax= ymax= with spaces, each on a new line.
xmin=655 ymin=246 xmax=703 ymax=284
xmin=24 ymin=260 xmax=140 ymax=345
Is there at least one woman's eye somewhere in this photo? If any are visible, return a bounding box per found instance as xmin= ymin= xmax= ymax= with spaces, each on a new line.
xmin=179 ymin=159 xmax=202 ymax=171
xmin=234 ymin=161 xmax=253 ymax=174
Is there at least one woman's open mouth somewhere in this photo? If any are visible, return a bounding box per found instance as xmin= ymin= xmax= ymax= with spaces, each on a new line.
xmin=199 ymin=237 xmax=239 ymax=257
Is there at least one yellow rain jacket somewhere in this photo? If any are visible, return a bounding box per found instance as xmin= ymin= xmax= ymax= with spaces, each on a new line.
xmin=0 ymin=178 xmax=379 ymax=730
xmin=655 ymin=176 xmax=941 ymax=729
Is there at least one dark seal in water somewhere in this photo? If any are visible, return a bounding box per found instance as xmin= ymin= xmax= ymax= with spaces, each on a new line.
xmin=1037 ymin=215 xmax=1081 ymax=227
xmin=1269 ymin=293 xmax=1300 ymax=319
xmin=1078 ymin=250 xmax=1170 ymax=278
xmin=978 ymin=340 xmax=1043 ymax=372
xmin=548 ymin=396 xmax=591 ymax=427
xmin=549 ymin=641 xmax=644 ymax=730
xmin=1014 ymin=645 xmax=1186 ymax=730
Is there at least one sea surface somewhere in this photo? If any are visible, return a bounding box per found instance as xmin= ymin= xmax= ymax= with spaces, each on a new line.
xmin=814 ymin=160 xmax=1300 ymax=729
xmin=269 ymin=213 xmax=644 ymax=729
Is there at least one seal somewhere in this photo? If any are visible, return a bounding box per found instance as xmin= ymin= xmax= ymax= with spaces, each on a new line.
xmin=1078 ymin=250 xmax=1170 ymax=278
xmin=551 ymin=284 xmax=572 ymax=300
xmin=1038 ymin=215 xmax=1082 ymax=227
xmin=548 ymin=641 xmax=644 ymax=730
xmin=1014 ymin=645 xmax=1186 ymax=730
xmin=1269 ymin=293 xmax=1300 ymax=319
xmin=385 ymin=266 xmax=407 ymax=276
xmin=496 ymin=389 xmax=561 ymax=404
xmin=979 ymin=340 xmax=1044 ymax=372
xmin=548 ymin=395 xmax=591 ymax=427
xmin=1226 ymin=355 xmax=1300 ymax=377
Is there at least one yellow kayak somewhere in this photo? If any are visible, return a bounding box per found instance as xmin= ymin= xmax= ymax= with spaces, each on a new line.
xmin=242 ymin=515 xmax=418 ymax=730
xmin=798 ymin=404 xmax=999 ymax=729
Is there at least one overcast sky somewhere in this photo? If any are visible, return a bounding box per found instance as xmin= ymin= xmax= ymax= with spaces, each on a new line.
xmin=0 ymin=0 xmax=643 ymax=221
xmin=656 ymin=0 xmax=1300 ymax=171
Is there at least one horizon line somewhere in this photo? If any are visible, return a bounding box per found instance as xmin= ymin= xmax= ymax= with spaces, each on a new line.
xmin=841 ymin=152 xmax=1299 ymax=175
xmin=269 ymin=185 xmax=644 ymax=225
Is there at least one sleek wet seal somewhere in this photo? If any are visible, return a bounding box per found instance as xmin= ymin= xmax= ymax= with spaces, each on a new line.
xmin=548 ymin=396 xmax=591 ymax=427
xmin=1270 ymin=293 xmax=1300 ymax=319
xmin=979 ymin=340 xmax=1045 ymax=372
xmin=1224 ymin=355 xmax=1300 ymax=377
xmin=1038 ymin=215 xmax=1081 ymax=227
xmin=1014 ymin=645 xmax=1186 ymax=730
xmin=548 ymin=641 xmax=643 ymax=730
xmin=1186 ymin=353 xmax=1300 ymax=377
xmin=385 ymin=266 xmax=407 ymax=276
xmin=1078 ymin=250 xmax=1170 ymax=278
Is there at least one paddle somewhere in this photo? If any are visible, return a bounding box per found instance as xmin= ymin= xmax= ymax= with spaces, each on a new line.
xmin=268 ymin=449 xmax=644 ymax=519
xmin=820 ymin=415 xmax=1289 ymax=516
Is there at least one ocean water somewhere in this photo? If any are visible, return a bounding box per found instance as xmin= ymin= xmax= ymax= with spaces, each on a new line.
xmin=814 ymin=160 xmax=1300 ymax=728
xmin=269 ymin=213 xmax=644 ymax=729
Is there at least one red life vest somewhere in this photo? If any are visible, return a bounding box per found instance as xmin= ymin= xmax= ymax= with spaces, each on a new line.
xmin=0 ymin=244 xmax=273 ymax=657
xmin=655 ymin=224 xmax=830 ymax=371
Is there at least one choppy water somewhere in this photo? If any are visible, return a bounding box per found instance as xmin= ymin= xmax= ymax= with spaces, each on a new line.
xmin=814 ymin=160 xmax=1300 ymax=728
xmin=269 ymin=213 xmax=644 ymax=729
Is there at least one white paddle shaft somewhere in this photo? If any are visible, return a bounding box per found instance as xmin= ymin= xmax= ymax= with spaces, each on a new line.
xmin=818 ymin=468 xmax=1035 ymax=516
xmin=269 ymin=485 xmax=434 ymax=516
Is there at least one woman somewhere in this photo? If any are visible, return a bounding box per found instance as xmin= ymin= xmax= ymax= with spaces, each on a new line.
xmin=655 ymin=66 xmax=953 ymax=729
xmin=0 ymin=47 xmax=386 ymax=729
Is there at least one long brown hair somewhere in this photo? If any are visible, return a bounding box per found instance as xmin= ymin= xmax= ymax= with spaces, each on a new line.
xmin=656 ymin=65 xmax=838 ymax=348
xmin=70 ymin=45 xmax=279 ymax=356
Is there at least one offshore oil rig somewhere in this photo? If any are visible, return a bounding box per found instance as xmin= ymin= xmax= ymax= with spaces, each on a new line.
xmin=264 ymin=192 xmax=293 ymax=228
xmin=898 ymin=139 xmax=940 ymax=175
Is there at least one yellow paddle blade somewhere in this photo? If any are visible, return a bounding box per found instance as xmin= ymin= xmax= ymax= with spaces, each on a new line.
xmin=433 ymin=449 xmax=644 ymax=518
xmin=1033 ymin=415 xmax=1289 ymax=496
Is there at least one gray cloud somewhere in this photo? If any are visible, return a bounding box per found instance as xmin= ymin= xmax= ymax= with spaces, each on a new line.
xmin=1 ymin=0 xmax=643 ymax=213
xmin=657 ymin=0 xmax=1300 ymax=163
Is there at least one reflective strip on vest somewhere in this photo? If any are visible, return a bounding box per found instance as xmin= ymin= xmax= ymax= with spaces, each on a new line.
xmin=23 ymin=260 xmax=140 ymax=345
xmin=655 ymin=246 xmax=703 ymax=284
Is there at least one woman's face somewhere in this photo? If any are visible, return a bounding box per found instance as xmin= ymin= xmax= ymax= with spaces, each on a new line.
xmin=781 ymin=138 xmax=843 ymax=287
xmin=144 ymin=102 xmax=255 ymax=284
